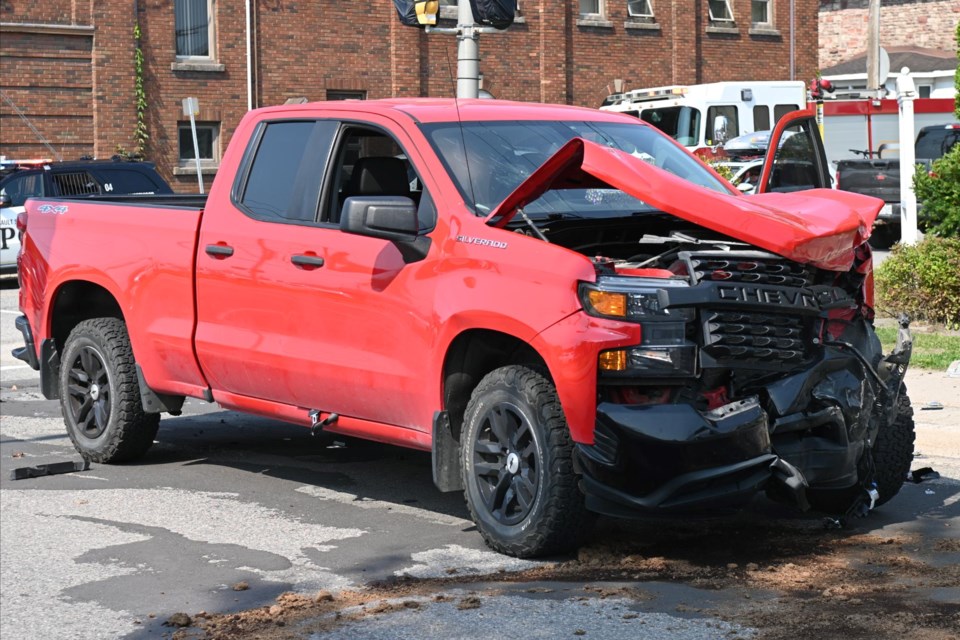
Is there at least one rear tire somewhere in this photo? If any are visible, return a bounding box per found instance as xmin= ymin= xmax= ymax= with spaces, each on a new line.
xmin=461 ymin=365 xmax=591 ymax=558
xmin=60 ymin=318 xmax=159 ymax=463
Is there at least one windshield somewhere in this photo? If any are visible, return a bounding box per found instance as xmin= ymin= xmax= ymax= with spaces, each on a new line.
xmin=639 ymin=106 xmax=702 ymax=146
xmin=421 ymin=120 xmax=728 ymax=218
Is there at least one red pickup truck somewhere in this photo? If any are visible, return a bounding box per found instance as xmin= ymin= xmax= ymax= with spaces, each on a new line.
xmin=13 ymin=100 xmax=914 ymax=557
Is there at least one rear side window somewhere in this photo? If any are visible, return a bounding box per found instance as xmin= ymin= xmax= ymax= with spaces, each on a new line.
xmin=92 ymin=168 xmax=167 ymax=195
xmin=0 ymin=173 xmax=43 ymax=206
xmin=239 ymin=120 xmax=337 ymax=223
xmin=52 ymin=171 xmax=99 ymax=196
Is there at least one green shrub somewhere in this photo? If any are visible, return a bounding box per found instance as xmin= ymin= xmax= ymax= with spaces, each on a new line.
xmin=914 ymin=145 xmax=960 ymax=237
xmin=912 ymin=24 xmax=960 ymax=237
xmin=874 ymin=237 xmax=960 ymax=327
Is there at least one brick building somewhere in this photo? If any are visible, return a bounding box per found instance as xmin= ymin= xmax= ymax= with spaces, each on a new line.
xmin=819 ymin=0 xmax=960 ymax=70
xmin=1 ymin=0 xmax=818 ymax=191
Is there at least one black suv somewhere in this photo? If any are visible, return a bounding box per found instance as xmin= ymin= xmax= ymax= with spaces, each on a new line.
xmin=0 ymin=158 xmax=173 ymax=207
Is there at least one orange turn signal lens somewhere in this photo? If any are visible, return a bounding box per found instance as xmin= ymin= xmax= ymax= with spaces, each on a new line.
xmin=587 ymin=290 xmax=627 ymax=318
xmin=599 ymin=349 xmax=627 ymax=371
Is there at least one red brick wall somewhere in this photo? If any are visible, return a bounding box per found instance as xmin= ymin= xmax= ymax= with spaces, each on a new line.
xmin=92 ymin=2 xmax=138 ymax=159
xmin=2 ymin=1 xmax=818 ymax=192
xmin=135 ymin=0 xmax=249 ymax=191
xmin=0 ymin=30 xmax=94 ymax=160
xmin=819 ymin=0 xmax=960 ymax=69
xmin=0 ymin=0 xmax=79 ymax=24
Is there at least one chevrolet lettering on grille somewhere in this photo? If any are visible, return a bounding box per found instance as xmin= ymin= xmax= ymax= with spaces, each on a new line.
xmin=717 ymin=285 xmax=819 ymax=309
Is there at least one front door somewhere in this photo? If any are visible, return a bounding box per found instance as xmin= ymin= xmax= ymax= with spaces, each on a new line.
xmin=194 ymin=114 xmax=441 ymax=431
xmin=756 ymin=109 xmax=832 ymax=194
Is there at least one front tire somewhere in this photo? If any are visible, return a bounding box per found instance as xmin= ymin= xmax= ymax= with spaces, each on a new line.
xmin=60 ymin=318 xmax=160 ymax=463
xmin=461 ymin=365 xmax=591 ymax=558
xmin=872 ymin=387 xmax=915 ymax=506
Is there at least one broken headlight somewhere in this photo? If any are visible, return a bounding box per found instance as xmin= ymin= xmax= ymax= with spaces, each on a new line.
xmin=580 ymin=278 xmax=698 ymax=377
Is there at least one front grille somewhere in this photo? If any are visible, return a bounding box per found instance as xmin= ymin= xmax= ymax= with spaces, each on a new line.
xmin=702 ymin=310 xmax=810 ymax=366
xmin=668 ymin=251 xmax=820 ymax=370
xmin=682 ymin=251 xmax=816 ymax=289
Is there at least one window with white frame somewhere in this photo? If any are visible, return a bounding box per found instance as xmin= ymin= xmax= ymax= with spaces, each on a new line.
xmin=178 ymin=121 xmax=220 ymax=167
xmin=580 ymin=0 xmax=604 ymax=17
xmin=175 ymin=0 xmax=214 ymax=58
xmin=751 ymin=0 xmax=772 ymax=25
xmin=627 ymin=0 xmax=654 ymax=17
xmin=708 ymin=0 xmax=734 ymax=22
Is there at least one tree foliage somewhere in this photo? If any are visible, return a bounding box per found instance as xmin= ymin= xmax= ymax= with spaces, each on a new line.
xmin=911 ymin=23 xmax=960 ymax=237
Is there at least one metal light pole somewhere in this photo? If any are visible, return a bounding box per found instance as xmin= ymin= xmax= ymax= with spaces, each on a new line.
xmin=896 ymin=67 xmax=918 ymax=245
xmin=425 ymin=1 xmax=501 ymax=99
xmin=456 ymin=1 xmax=480 ymax=99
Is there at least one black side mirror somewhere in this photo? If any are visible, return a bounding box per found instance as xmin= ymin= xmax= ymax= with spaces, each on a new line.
xmin=0 ymin=193 xmax=11 ymax=208
xmin=340 ymin=196 xmax=430 ymax=262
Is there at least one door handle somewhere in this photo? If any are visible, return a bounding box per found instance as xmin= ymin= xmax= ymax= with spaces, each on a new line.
xmin=205 ymin=244 xmax=234 ymax=258
xmin=291 ymin=254 xmax=325 ymax=268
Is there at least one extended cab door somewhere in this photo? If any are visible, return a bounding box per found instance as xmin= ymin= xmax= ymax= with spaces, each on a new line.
xmin=194 ymin=114 xmax=440 ymax=431
xmin=756 ymin=109 xmax=832 ymax=194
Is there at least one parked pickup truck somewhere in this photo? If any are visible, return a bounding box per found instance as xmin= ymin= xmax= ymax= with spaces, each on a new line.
xmin=13 ymin=100 xmax=914 ymax=557
xmin=835 ymin=123 xmax=960 ymax=248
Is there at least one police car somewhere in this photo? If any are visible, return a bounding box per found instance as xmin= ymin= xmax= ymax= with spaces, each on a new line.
xmin=0 ymin=158 xmax=172 ymax=277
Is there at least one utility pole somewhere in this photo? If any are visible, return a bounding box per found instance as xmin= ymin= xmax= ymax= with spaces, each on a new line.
xmin=456 ymin=1 xmax=480 ymax=99
xmin=425 ymin=1 xmax=501 ymax=98
xmin=866 ymin=0 xmax=880 ymax=95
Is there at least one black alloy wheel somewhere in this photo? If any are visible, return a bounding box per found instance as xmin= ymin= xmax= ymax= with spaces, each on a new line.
xmin=471 ymin=402 xmax=541 ymax=526
xmin=66 ymin=345 xmax=112 ymax=440
xmin=461 ymin=365 xmax=592 ymax=558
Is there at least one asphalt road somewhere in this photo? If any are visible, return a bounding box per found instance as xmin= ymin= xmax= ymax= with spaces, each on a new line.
xmin=1 ymin=277 xmax=957 ymax=640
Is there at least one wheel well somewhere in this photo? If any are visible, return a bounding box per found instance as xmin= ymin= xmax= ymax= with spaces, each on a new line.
xmin=50 ymin=281 xmax=123 ymax=352
xmin=442 ymin=329 xmax=547 ymax=441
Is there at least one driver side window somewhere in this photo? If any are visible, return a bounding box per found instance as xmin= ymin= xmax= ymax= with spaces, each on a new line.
xmin=323 ymin=126 xmax=436 ymax=232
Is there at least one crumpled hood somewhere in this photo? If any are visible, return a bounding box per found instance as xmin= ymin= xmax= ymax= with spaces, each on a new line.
xmin=484 ymin=138 xmax=883 ymax=271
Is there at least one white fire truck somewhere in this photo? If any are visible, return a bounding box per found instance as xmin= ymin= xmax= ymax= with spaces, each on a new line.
xmin=599 ymin=81 xmax=955 ymax=166
xmin=599 ymin=80 xmax=807 ymax=154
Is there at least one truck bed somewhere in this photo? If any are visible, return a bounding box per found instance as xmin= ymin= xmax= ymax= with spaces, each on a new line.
xmin=19 ymin=196 xmax=209 ymax=399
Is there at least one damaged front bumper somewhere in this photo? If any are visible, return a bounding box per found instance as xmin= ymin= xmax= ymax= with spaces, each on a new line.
xmin=576 ymin=318 xmax=912 ymax=517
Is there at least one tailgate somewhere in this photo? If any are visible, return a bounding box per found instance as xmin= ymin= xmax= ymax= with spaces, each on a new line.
xmin=836 ymin=160 xmax=900 ymax=203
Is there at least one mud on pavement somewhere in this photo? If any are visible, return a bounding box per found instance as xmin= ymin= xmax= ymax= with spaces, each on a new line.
xmin=180 ymin=511 xmax=960 ymax=640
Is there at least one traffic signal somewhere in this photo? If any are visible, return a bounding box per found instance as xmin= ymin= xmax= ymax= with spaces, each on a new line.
xmin=393 ymin=1 xmax=438 ymax=27
xmin=809 ymin=77 xmax=834 ymax=100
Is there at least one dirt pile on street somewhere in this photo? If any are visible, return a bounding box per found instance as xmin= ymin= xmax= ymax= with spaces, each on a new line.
xmin=182 ymin=516 xmax=958 ymax=640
